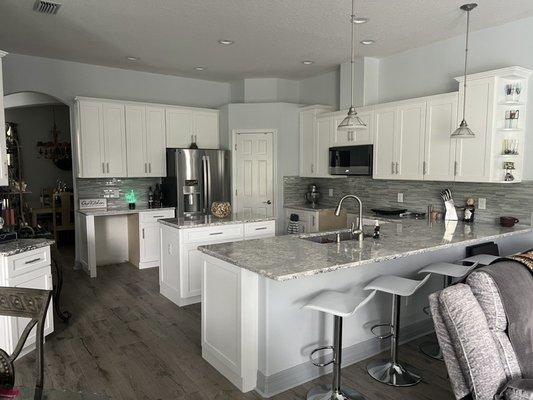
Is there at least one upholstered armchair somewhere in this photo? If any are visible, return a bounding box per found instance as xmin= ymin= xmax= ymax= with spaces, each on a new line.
xmin=429 ymin=262 xmax=533 ymax=400
xmin=0 ymin=287 xmax=52 ymax=400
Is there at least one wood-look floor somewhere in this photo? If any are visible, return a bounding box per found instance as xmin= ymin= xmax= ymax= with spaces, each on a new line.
xmin=15 ymin=246 xmax=454 ymax=399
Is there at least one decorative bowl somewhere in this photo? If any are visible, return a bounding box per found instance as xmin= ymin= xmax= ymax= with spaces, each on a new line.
xmin=211 ymin=202 xmax=231 ymax=218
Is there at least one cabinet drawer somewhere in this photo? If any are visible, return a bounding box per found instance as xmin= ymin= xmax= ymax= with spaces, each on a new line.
xmin=244 ymin=221 xmax=275 ymax=239
xmin=139 ymin=209 xmax=175 ymax=223
xmin=182 ymin=224 xmax=244 ymax=244
xmin=6 ymin=247 xmax=51 ymax=279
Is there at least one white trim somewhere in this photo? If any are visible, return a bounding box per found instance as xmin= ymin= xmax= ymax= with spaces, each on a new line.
xmin=231 ymin=129 xmax=278 ymax=221
xmin=0 ymin=50 xmax=7 ymax=58
xmin=455 ymin=66 xmax=533 ymax=82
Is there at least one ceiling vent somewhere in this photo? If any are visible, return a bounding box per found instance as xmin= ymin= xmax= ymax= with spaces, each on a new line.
xmin=34 ymin=0 xmax=61 ymax=15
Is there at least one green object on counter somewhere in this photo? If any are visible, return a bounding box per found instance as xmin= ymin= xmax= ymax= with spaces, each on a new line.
xmin=125 ymin=190 xmax=136 ymax=208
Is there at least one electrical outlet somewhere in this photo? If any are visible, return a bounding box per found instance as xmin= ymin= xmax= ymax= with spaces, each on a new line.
xmin=328 ymin=188 xmax=333 ymax=197
xmin=397 ymin=193 xmax=404 ymax=203
xmin=478 ymin=198 xmax=487 ymax=210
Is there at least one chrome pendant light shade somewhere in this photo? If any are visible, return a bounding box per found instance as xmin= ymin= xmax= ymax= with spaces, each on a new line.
xmin=338 ymin=0 xmax=367 ymax=131
xmin=452 ymin=3 xmax=478 ymax=139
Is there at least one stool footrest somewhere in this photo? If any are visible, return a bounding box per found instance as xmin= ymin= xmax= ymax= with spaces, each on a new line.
xmin=423 ymin=305 xmax=431 ymax=316
xmin=309 ymin=346 xmax=334 ymax=367
xmin=370 ymin=323 xmax=392 ymax=340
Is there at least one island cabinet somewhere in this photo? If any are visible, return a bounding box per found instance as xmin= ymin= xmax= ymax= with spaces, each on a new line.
xmin=159 ymin=219 xmax=275 ymax=307
xmin=0 ymin=245 xmax=54 ymax=356
xmin=75 ymin=97 xmax=219 ymax=178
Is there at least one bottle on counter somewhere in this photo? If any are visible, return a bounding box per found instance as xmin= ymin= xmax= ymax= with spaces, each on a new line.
xmin=373 ymin=221 xmax=380 ymax=239
xmin=148 ymin=186 xmax=154 ymax=209
xmin=154 ymin=184 xmax=161 ymax=208
xmin=464 ymin=198 xmax=475 ymax=223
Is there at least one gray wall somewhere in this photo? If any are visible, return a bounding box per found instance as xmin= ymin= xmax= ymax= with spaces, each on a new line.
xmin=298 ymin=69 xmax=339 ymax=109
xmin=5 ymin=105 xmax=73 ymax=208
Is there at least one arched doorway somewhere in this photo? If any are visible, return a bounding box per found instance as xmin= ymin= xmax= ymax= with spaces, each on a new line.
xmin=3 ymin=91 xmax=74 ymax=248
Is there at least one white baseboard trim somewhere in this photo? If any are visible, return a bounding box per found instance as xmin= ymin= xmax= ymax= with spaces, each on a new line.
xmin=255 ymin=318 xmax=434 ymax=398
xmin=160 ymin=282 xmax=201 ymax=307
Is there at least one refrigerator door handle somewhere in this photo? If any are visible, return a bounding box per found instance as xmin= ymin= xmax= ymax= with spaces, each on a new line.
xmin=205 ymin=155 xmax=212 ymax=212
xmin=202 ymin=155 xmax=208 ymax=214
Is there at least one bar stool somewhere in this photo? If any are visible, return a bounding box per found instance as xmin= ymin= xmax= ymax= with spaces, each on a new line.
xmin=459 ymin=254 xmax=500 ymax=266
xmin=364 ymin=274 xmax=431 ymax=387
xmin=417 ymin=261 xmax=480 ymax=360
xmin=304 ymin=289 xmax=377 ymax=400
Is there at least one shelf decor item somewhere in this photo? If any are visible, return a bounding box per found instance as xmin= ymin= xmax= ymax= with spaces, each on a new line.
xmin=125 ymin=190 xmax=136 ymax=210
xmin=211 ymin=202 xmax=231 ymax=218
xmin=451 ymin=3 xmax=478 ymax=139
xmin=337 ymin=0 xmax=367 ymax=132
xmin=505 ymin=110 xmax=520 ymax=129
xmin=504 ymin=161 xmax=516 ymax=181
xmin=505 ymin=83 xmax=522 ymax=103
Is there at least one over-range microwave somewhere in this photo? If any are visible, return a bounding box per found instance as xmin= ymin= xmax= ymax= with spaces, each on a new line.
xmin=329 ymin=145 xmax=373 ymax=176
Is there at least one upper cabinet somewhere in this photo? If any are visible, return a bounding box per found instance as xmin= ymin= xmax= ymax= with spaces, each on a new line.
xmin=0 ymin=51 xmax=9 ymax=186
xmin=299 ymin=105 xmax=333 ymax=178
xmin=331 ymin=107 xmax=373 ymax=146
xmin=166 ymin=107 xmax=219 ymax=149
xmin=76 ymin=97 xmax=219 ymax=178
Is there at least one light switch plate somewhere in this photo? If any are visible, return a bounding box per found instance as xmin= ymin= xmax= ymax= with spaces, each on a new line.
xmin=397 ymin=193 xmax=404 ymax=203
xmin=328 ymin=189 xmax=333 ymax=197
xmin=478 ymin=198 xmax=487 ymax=210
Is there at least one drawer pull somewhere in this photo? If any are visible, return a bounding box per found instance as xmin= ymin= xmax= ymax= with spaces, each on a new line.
xmin=151 ymin=215 xmax=165 ymax=218
xmin=255 ymin=227 xmax=268 ymax=231
xmin=25 ymin=258 xmax=42 ymax=265
xmin=209 ymin=232 xmax=223 ymax=236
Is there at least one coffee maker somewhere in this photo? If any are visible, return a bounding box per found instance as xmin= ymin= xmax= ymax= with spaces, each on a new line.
xmin=305 ymin=184 xmax=321 ymax=207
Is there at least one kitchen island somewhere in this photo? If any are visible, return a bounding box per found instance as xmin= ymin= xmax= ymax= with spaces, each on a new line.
xmin=198 ymin=218 xmax=533 ymax=396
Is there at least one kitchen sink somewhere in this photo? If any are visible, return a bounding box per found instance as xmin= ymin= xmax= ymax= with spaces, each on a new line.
xmin=302 ymin=231 xmax=360 ymax=244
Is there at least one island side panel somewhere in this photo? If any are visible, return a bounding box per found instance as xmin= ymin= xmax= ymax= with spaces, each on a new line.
xmin=201 ymin=253 xmax=259 ymax=393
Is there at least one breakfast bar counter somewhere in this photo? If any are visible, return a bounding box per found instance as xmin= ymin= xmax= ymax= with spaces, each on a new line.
xmin=198 ymin=219 xmax=533 ymax=396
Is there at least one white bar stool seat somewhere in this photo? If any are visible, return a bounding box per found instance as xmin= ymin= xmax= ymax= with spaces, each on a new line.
xmin=363 ymin=274 xmax=431 ymax=387
xmin=303 ymin=290 xmax=376 ymax=400
xmin=459 ymin=254 xmax=500 ymax=266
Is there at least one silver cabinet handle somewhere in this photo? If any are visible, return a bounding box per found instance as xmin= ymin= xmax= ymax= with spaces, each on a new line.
xmin=142 ymin=228 xmax=145 ymax=239
xmin=168 ymin=243 xmax=172 ymax=254
xmin=454 ymin=161 xmax=458 ymax=176
xmin=312 ymin=215 xmax=316 ymax=226
xmin=152 ymin=215 xmax=165 ymax=218
xmin=106 ymin=162 xmax=109 ymax=173
xmin=311 ymin=163 xmax=314 ymax=173
xmin=144 ymin=163 xmax=147 ymax=173
xmin=149 ymin=163 xmax=151 ymax=173
xmin=423 ymin=161 xmax=427 ymax=175
xmin=395 ymin=162 xmax=399 ymax=174
xmin=102 ymin=162 xmax=105 ymax=173
xmin=262 ymin=200 xmax=272 ymax=205
xmin=391 ymin=161 xmax=395 ymax=175
xmin=209 ymin=232 xmax=223 ymax=236
xmin=25 ymin=258 xmax=42 ymax=265
xmin=255 ymin=227 xmax=268 ymax=231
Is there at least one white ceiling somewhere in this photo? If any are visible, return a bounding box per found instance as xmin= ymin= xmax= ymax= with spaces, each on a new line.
xmin=2 ymin=0 xmax=533 ymax=81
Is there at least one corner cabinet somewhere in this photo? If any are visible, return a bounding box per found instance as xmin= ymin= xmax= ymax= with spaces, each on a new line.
xmin=76 ymin=97 xmax=220 ymax=178
xmin=0 ymin=51 xmax=8 ymax=186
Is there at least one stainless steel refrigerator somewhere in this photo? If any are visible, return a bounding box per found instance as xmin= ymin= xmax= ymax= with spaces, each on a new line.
xmin=162 ymin=148 xmax=231 ymax=217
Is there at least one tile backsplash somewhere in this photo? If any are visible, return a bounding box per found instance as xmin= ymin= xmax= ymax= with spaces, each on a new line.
xmin=76 ymin=178 xmax=161 ymax=210
xmin=284 ymin=176 xmax=533 ymax=225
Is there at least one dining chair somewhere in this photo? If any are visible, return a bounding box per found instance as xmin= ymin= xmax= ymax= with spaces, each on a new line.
xmin=0 ymin=287 xmax=52 ymax=400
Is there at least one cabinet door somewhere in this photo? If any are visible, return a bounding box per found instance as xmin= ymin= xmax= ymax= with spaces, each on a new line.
xmin=145 ymin=106 xmax=167 ymax=176
xmin=181 ymin=243 xmax=205 ymax=298
xmin=166 ymin=107 xmax=193 ymax=148
xmin=332 ymin=113 xmax=353 ymax=146
xmin=373 ymin=106 xmax=397 ymax=179
xmin=78 ymin=101 xmax=105 ymax=177
xmin=315 ymin=116 xmax=331 ymax=177
xmin=455 ymin=79 xmax=493 ymax=182
xmin=424 ymin=95 xmax=458 ymax=181
xmin=125 ymin=105 xmax=147 ymax=177
xmin=0 ymin=56 xmax=8 ymax=186
xmin=160 ymin=226 xmax=180 ymax=291
xmin=395 ymin=101 xmax=426 ymax=180
xmin=140 ymin=223 xmax=161 ymax=264
xmin=299 ymin=109 xmax=317 ymax=177
xmin=193 ymin=111 xmax=219 ymax=149
xmin=102 ymin=102 xmax=127 ymax=176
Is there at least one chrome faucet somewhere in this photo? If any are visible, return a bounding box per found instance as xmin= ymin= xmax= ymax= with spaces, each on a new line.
xmin=334 ymin=195 xmax=364 ymax=242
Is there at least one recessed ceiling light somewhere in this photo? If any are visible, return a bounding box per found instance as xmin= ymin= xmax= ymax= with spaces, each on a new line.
xmin=126 ymin=56 xmax=139 ymax=61
xmin=352 ymin=17 xmax=368 ymax=24
xmin=194 ymin=66 xmax=205 ymax=71
xmin=360 ymin=39 xmax=374 ymax=45
xmin=302 ymin=60 xmax=314 ymax=65
xmin=218 ymin=39 xmax=234 ymax=45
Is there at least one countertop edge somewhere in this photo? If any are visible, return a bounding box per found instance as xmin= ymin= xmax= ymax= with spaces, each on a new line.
xmin=198 ymin=226 xmax=533 ymax=282
xmin=0 ymin=239 xmax=55 ymax=256
xmin=77 ymin=207 xmax=176 ymax=217
xmin=159 ymin=216 xmax=276 ymax=229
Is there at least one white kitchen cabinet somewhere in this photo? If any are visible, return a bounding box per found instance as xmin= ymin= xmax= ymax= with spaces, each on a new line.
xmin=0 ymin=51 xmax=9 ymax=186
xmin=423 ymin=93 xmax=458 ymax=181
xmin=166 ymin=107 xmax=219 ymax=149
xmin=159 ymin=220 xmax=275 ymax=307
xmin=76 ymin=99 xmax=127 ymax=178
xmin=125 ymin=105 xmax=166 ymax=177
xmin=372 ymin=105 xmax=397 ymax=179
xmin=299 ymin=105 xmax=333 ymax=177
xmin=394 ymin=101 xmax=426 ymax=180
xmin=0 ymin=246 xmax=54 ymax=356
xmin=331 ymin=107 xmax=373 ymax=146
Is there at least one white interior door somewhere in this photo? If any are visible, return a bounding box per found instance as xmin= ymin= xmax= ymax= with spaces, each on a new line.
xmin=234 ymin=132 xmax=274 ymax=219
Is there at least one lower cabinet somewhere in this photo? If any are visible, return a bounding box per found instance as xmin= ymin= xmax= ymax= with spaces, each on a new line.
xmin=159 ymin=220 xmax=275 ymax=307
xmin=0 ymin=247 xmax=54 ymax=355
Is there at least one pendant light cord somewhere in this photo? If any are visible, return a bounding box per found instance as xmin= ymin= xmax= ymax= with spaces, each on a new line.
xmin=462 ymin=9 xmax=470 ymax=122
xmin=350 ymin=0 xmax=355 ymax=108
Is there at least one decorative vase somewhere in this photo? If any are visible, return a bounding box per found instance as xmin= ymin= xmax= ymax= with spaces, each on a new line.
xmin=211 ymin=202 xmax=231 ymax=218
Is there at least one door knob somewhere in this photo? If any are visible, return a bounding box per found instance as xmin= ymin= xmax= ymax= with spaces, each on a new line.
xmin=263 ymin=200 xmax=272 ymax=205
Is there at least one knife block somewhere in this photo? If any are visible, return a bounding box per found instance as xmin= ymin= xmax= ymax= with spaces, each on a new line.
xmin=444 ymin=200 xmax=458 ymax=221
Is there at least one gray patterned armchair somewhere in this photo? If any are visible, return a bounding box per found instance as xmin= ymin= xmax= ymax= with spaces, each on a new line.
xmin=429 ymin=261 xmax=533 ymax=400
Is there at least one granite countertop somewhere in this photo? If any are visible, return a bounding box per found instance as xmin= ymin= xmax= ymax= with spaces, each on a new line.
xmin=77 ymin=207 xmax=175 ymax=217
xmin=284 ymin=204 xmax=336 ymax=212
xmin=0 ymin=238 xmax=55 ymax=256
xmin=198 ymin=219 xmax=533 ymax=281
xmin=159 ymin=213 xmax=275 ymax=229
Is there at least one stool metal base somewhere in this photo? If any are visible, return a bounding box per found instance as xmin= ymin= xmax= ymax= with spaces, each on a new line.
xmin=307 ymin=384 xmax=366 ymax=400
xmin=366 ymin=360 xmax=421 ymax=387
xmin=419 ymin=340 xmax=443 ymax=361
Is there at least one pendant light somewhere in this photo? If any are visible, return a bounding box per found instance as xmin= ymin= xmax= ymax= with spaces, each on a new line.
xmin=451 ymin=3 xmax=478 ymax=139
xmin=338 ymin=0 xmax=367 ymax=131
